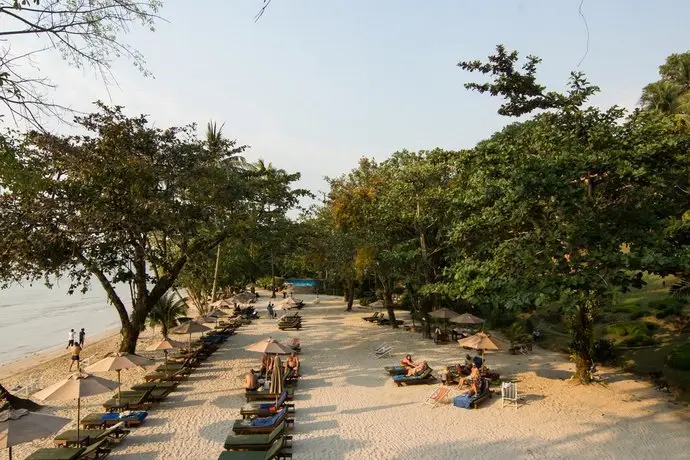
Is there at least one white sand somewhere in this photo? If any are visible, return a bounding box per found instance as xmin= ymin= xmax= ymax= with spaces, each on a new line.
xmin=5 ymin=292 xmax=690 ymax=459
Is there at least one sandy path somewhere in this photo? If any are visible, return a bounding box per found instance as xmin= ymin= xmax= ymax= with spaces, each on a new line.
xmin=6 ymin=292 xmax=690 ymax=459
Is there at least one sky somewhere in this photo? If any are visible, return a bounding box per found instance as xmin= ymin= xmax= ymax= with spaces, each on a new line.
xmin=5 ymin=0 xmax=690 ymax=200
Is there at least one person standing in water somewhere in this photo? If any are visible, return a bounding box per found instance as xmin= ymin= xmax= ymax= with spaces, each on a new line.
xmin=78 ymin=328 xmax=86 ymax=347
xmin=66 ymin=329 xmax=75 ymax=349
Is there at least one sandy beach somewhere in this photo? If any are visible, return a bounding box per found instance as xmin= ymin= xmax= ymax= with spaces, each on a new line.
xmin=4 ymin=292 xmax=690 ymax=460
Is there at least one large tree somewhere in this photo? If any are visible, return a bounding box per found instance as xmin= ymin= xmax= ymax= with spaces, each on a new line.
xmin=0 ymin=0 xmax=161 ymax=127
xmin=0 ymin=103 xmax=303 ymax=352
xmin=450 ymin=45 xmax=690 ymax=382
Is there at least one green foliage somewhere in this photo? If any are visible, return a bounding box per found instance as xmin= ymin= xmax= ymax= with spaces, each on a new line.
xmin=148 ymin=293 xmax=188 ymax=338
xmin=668 ymin=343 xmax=690 ymax=371
xmin=0 ymin=103 xmax=304 ymax=352
xmin=649 ymin=298 xmax=685 ymax=318
xmin=593 ymin=339 xmax=618 ymax=365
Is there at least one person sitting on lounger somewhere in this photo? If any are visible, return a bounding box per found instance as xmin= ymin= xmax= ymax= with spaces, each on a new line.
xmin=406 ymin=361 xmax=429 ymax=377
xmin=245 ymin=372 xmax=260 ymax=391
xmin=285 ymin=353 xmax=300 ymax=376
xmin=259 ymin=353 xmax=274 ymax=376
xmin=466 ymin=364 xmax=482 ymax=395
xmin=400 ymin=354 xmax=416 ymax=370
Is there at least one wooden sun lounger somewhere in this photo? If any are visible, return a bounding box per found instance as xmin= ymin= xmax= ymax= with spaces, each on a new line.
xmin=27 ymin=439 xmax=111 ymax=460
xmin=54 ymin=422 xmax=129 ymax=448
xmin=80 ymin=411 xmax=148 ymax=429
xmin=245 ymin=387 xmax=295 ymax=402
xmin=224 ymin=421 xmax=292 ymax=451
xmin=232 ymin=410 xmax=294 ymax=435
xmin=218 ymin=436 xmax=292 ymax=459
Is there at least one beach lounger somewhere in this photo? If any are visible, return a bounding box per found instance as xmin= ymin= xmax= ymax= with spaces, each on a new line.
xmin=240 ymin=391 xmax=295 ymax=419
xmin=224 ymin=421 xmax=292 ymax=451
xmin=232 ymin=408 xmax=293 ymax=435
xmin=453 ymin=383 xmax=492 ymax=409
xmin=143 ymin=368 xmax=189 ymax=382
xmin=81 ymin=411 xmax=148 ymax=429
xmin=130 ymin=381 xmax=179 ymax=392
xmin=362 ymin=312 xmax=382 ymax=322
xmin=373 ymin=345 xmax=392 ymax=359
xmin=27 ymin=439 xmax=111 ymax=460
xmin=278 ymin=321 xmax=301 ymax=331
xmin=219 ymin=436 xmax=291 ymax=460
xmin=392 ymin=368 xmax=436 ymax=386
xmin=245 ymin=387 xmax=295 ymax=402
xmin=424 ymin=385 xmax=451 ymax=408
xmin=54 ymin=422 xmax=129 ymax=447
xmin=111 ymin=388 xmax=168 ymax=402
xmin=384 ymin=365 xmax=407 ymax=375
xmin=102 ymin=392 xmax=154 ymax=412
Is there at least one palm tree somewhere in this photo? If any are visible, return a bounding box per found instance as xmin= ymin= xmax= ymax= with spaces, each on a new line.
xmin=640 ymin=80 xmax=686 ymax=114
xmin=148 ymin=293 xmax=189 ymax=338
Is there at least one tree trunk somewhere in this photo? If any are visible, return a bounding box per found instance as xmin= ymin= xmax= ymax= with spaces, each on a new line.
xmin=383 ymin=287 xmax=398 ymax=328
xmin=345 ymin=279 xmax=355 ymax=311
xmin=0 ymin=384 xmax=42 ymax=411
xmin=119 ymin=322 xmax=141 ymax=353
xmin=570 ymin=299 xmax=595 ymax=383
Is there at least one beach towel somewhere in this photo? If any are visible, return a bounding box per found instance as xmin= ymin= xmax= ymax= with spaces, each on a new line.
xmin=453 ymin=394 xmax=472 ymax=409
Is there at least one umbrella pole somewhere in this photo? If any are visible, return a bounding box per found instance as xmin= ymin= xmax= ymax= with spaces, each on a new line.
xmin=77 ymin=397 xmax=81 ymax=441
xmin=9 ymin=445 xmax=12 ymax=460
xmin=117 ymin=370 xmax=122 ymax=405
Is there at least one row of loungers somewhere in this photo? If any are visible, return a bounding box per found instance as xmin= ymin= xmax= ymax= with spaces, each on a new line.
xmin=219 ymin=360 xmax=305 ymax=458
xmin=278 ymin=313 xmax=302 ymax=331
xmin=26 ymin=322 xmax=241 ymax=459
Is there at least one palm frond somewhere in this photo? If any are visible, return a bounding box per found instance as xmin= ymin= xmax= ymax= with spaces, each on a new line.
xmin=670 ymin=278 xmax=690 ymax=299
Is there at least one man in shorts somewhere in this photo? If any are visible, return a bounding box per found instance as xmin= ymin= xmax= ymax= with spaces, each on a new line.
xmin=66 ymin=329 xmax=75 ymax=349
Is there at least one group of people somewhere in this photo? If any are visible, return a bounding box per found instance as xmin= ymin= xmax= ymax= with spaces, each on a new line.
xmin=400 ymin=354 xmax=430 ymax=377
xmin=244 ymin=352 xmax=301 ymax=391
xmin=266 ymin=302 xmax=279 ymax=319
xmin=66 ymin=328 xmax=86 ymax=371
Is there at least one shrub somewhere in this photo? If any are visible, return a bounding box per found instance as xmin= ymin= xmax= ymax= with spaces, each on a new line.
xmin=543 ymin=308 xmax=562 ymax=324
xmin=525 ymin=318 xmax=535 ymax=334
xmin=644 ymin=322 xmax=658 ymax=331
xmin=606 ymin=322 xmax=652 ymax=338
xmin=489 ymin=308 xmax=517 ymax=329
xmin=620 ymin=334 xmax=656 ymax=347
xmin=593 ymin=339 xmax=618 ymax=365
xmin=667 ymin=343 xmax=690 ymax=371
xmin=359 ymin=298 xmax=371 ymax=307
xmin=630 ymin=310 xmax=648 ymax=320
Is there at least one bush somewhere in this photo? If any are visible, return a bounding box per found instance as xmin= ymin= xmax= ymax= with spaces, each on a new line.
xmin=649 ymin=298 xmax=684 ymax=318
xmin=620 ymin=334 xmax=656 ymax=347
xmin=630 ymin=310 xmax=648 ymax=320
xmin=543 ymin=308 xmax=562 ymax=324
xmin=667 ymin=343 xmax=690 ymax=371
xmin=525 ymin=318 xmax=535 ymax=334
xmin=359 ymin=298 xmax=371 ymax=307
xmin=593 ymin=339 xmax=618 ymax=365
xmin=489 ymin=308 xmax=517 ymax=329
xmin=606 ymin=322 xmax=652 ymax=338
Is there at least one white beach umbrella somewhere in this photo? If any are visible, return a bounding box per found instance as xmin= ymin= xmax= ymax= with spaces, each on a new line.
xmin=1 ymin=409 xmax=71 ymax=460
xmin=449 ymin=313 xmax=485 ymax=325
xmin=33 ymin=373 xmax=119 ymax=441
xmin=245 ymin=338 xmax=293 ymax=355
xmin=170 ymin=321 xmax=211 ymax=348
xmin=146 ymin=338 xmax=185 ymax=374
xmin=85 ymin=353 xmax=154 ymax=403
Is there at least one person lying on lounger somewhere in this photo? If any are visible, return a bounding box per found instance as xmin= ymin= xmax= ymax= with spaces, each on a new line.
xmin=400 ymin=354 xmax=417 ymax=370
xmin=406 ymin=361 xmax=429 ymax=377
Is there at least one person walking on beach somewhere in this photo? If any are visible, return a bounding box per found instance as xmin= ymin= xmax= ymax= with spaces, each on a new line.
xmin=78 ymin=328 xmax=86 ymax=347
xmin=66 ymin=329 xmax=75 ymax=349
xmin=68 ymin=342 xmax=82 ymax=371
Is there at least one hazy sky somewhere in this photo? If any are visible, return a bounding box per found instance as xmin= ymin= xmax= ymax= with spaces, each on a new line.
xmin=9 ymin=0 xmax=690 ymax=199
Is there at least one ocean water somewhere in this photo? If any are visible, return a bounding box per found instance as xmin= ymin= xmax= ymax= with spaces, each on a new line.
xmin=0 ymin=281 xmax=128 ymax=365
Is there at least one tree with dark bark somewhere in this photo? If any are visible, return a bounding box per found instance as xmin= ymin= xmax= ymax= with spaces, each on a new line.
xmin=0 ymin=103 xmax=303 ymax=352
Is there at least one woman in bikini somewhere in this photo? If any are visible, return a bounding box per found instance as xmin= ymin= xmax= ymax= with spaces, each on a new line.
xmin=400 ymin=354 xmax=416 ymax=370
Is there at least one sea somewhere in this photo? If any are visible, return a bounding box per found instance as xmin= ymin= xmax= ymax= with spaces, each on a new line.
xmin=0 ymin=280 xmax=129 ymax=365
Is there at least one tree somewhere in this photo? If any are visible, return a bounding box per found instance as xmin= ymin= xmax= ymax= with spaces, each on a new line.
xmin=0 ymin=0 xmax=161 ymax=128
xmin=640 ymin=52 xmax=690 ymax=120
xmin=148 ymin=293 xmax=188 ymax=338
xmin=0 ymin=103 xmax=303 ymax=352
xmin=452 ymin=45 xmax=690 ymax=383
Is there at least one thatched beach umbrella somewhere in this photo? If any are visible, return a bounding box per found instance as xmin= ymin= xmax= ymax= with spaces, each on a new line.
xmin=209 ymin=309 xmax=228 ymax=318
xmin=33 ymin=373 xmax=119 ymax=442
xmin=1 ymin=409 xmax=71 ymax=460
xmin=245 ymin=338 xmax=293 ymax=355
xmin=457 ymin=331 xmax=504 ymax=364
xmin=429 ymin=307 xmax=459 ymax=333
xmin=146 ymin=338 xmax=185 ymax=373
xmin=449 ymin=313 xmax=484 ymax=325
xmin=170 ymin=321 xmax=211 ymax=348
xmin=85 ymin=353 xmax=153 ymax=404
xmin=195 ymin=315 xmax=217 ymax=324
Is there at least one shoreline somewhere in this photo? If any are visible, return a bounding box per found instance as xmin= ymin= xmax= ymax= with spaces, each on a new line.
xmin=0 ymin=326 xmax=121 ymax=380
